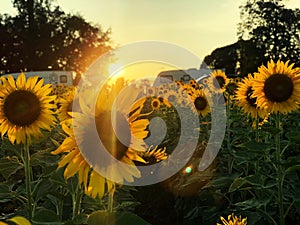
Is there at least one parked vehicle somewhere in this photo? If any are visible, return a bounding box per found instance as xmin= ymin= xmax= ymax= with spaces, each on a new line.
xmin=0 ymin=71 xmax=75 ymax=86
xmin=153 ymin=68 xmax=214 ymax=87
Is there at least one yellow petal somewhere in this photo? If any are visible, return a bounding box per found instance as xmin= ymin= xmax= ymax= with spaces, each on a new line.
xmin=7 ymin=216 xmax=31 ymax=225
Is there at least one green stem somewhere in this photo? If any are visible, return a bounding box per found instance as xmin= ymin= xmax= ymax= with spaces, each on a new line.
xmin=256 ymin=207 xmax=278 ymax=225
xmin=108 ymin=191 xmax=114 ymax=213
xmin=255 ymin=112 xmax=259 ymax=142
xmin=57 ymin=186 xmax=65 ymax=220
xmin=23 ymin=143 xmax=33 ymax=220
xmin=275 ymin=113 xmax=285 ymax=225
xmin=72 ymin=184 xmax=82 ymax=220
xmin=226 ymin=96 xmax=233 ymax=174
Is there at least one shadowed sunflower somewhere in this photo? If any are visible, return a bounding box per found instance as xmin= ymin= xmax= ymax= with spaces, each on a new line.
xmin=146 ymin=87 xmax=156 ymax=97
xmin=217 ymin=213 xmax=247 ymax=225
xmin=252 ymin=60 xmax=300 ymax=114
xmin=163 ymin=90 xmax=179 ymax=108
xmin=189 ymin=89 xmax=210 ymax=117
xmin=208 ymin=70 xmax=229 ymax=93
xmin=0 ymin=73 xmax=56 ymax=144
xmin=225 ymin=80 xmax=239 ymax=97
xmin=51 ymin=120 xmax=115 ymax=198
xmin=236 ymin=74 xmax=267 ymax=119
xmin=52 ymin=78 xmax=158 ymax=198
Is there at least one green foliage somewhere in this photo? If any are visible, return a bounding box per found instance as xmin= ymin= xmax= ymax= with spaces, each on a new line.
xmin=179 ymin=104 xmax=300 ymax=225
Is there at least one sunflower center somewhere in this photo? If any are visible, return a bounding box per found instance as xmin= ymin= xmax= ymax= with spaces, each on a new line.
xmin=263 ymin=74 xmax=294 ymax=102
xmin=194 ymin=97 xmax=207 ymax=110
xmin=95 ymin=111 xmax=131 ymax=161
xmin=168 ymin=95 xmax=176 ymax=102
xmin=213 ymin=76 xmax=225 ymax=89
xmin=4 ymin=90 xmax=41 ymax=126
xmin=152 ymin=100 xmax=159 ymax=109
xmin=246 ymin=87 xmax=257 ymax=107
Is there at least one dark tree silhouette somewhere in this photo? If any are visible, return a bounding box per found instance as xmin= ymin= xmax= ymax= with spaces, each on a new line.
xmin=238 ymin=0 xmax=300 ymax=65
xmin=202 ymin=0 xmax=300 ymax=77
xmin=201 ymin=39 xmax=265 ymax=77
xmin=0 ymin=0 xmax=112 ymax=76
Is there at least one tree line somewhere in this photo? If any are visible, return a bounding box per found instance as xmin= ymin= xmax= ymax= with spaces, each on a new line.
xmin=0 ymin=0 xmax=112 ymax=79
xmin=202 ymin=0 xmax=300 ymax=77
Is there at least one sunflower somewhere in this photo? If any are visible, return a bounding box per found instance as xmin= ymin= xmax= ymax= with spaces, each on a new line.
xmin=146 ymin=87 xmax=156 ymax=97
xmin=200 ymin=77 xmax=209 ymax=85
xmin=52 ymin=120 xmax=115 ymax=198
xmin=52 ymin=78 xmax=156 ymax=197
xmin=235 ymin=74 xmax=267 ymax=119
xmin=163 ymin=90 xmax=178 ymax=108
xmin=225 ymin=80 xmax=239 ymax=97
xmin=0 ymin=73 xmax=56 ymax=145
xmin=188 ymin=89 xmax=210 ymax=117
xmin=208 ymin=70 xmax=229 ymax=93
xmin=252 ymin=60 xmax=300 ymax=114
xmin=57 ymin=86 xmax=78 ymax=122
xmin=138 ymin=146 xmax=168 ymax=164
xmin=217 ymin=213 xmax=247 ymax=225
xmin=151 ymin=98 xmax=161 ymax=110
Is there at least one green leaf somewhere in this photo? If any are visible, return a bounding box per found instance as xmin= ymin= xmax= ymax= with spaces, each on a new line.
xmin=261 ymin=126 xmax=281 ymax=136
xmin=229 ymin=174 xmax=266 ymax=192
xmin=0 ymin=157 xmax=22 ymax=180
xmin=32 ymin=208 xmax=62 ymax=225
xmin=210 ymin=173 xmax=241 ymax=189
xmin=285 ymin=165 xmax=300 ymax=174
xmin=234 ymin=197 xmax=270 ymax=210
xmin=31 ymin=149 xmax=59 ymax=167
xmin=0 ymin=138 xmax=22 ymax=157
xmin=32 ymin=179 xmax=56 ymax=201
xmin=87 ymin=211 xmax=151 ymax=225
xmin=242 ymin=140 xmax=270 ymax=151
xmin=0 ymin=182 xmax=14 ymax=201
xmin=285 ymin=131 xmax=300 ymax=143
xmin=229 ymin=177 xmax=249 ymax=192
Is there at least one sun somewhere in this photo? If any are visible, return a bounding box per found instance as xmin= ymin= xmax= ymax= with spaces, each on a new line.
xmin=108 ymin=63 xmax=123 ymax=77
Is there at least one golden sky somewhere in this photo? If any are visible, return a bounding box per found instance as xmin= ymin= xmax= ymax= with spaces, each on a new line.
xmin=1 ymin=0 xmax=299 ymax=78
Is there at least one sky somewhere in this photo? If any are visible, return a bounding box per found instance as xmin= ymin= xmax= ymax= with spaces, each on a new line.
xmin=0 ymin=0 xmax=299 ymax=78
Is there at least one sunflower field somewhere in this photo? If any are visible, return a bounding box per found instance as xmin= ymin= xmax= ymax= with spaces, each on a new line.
xmin=0 ymin=59 xmax=300 ymax=225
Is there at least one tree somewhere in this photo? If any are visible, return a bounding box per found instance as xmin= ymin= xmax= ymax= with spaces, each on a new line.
xmin=0 ymin=0 xmax=112 ymax=76
xmin=202 ymin=0 xmax=300 ymax=77
xmin=238 ymin=0 xmax=300 ymax=66
xmin=201 ymin=39 xmax=265 ymax=77
xmin=201 ymin=42 xmax=239 ymax=75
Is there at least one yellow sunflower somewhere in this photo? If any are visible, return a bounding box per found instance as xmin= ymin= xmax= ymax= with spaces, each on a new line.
xmin=217 ymin=213 xmax=247 ymax=225
xmin=0 ymin=73 xmax=56 ymax=145
xmin=57 ymin=86 xmax=78 ymax=122
xmin=151 ymin=98 xmax=161 ymax=110
xmin=52 ymin=120 xmax=115 ymax=198
xmin=52 ymin=77 xmax=156 ymax=198
xmin=235 ymin=74 xmax=267 ymax=119
xmin=208 ymin=70 xmax=229 ymax=93
xmin=252 ymin=60 xmax=300 ymax=114
xmin=188 ymin=89 xmax=210 ymax=117
xmin=137 ymin=146 xmax=168 ymax=164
